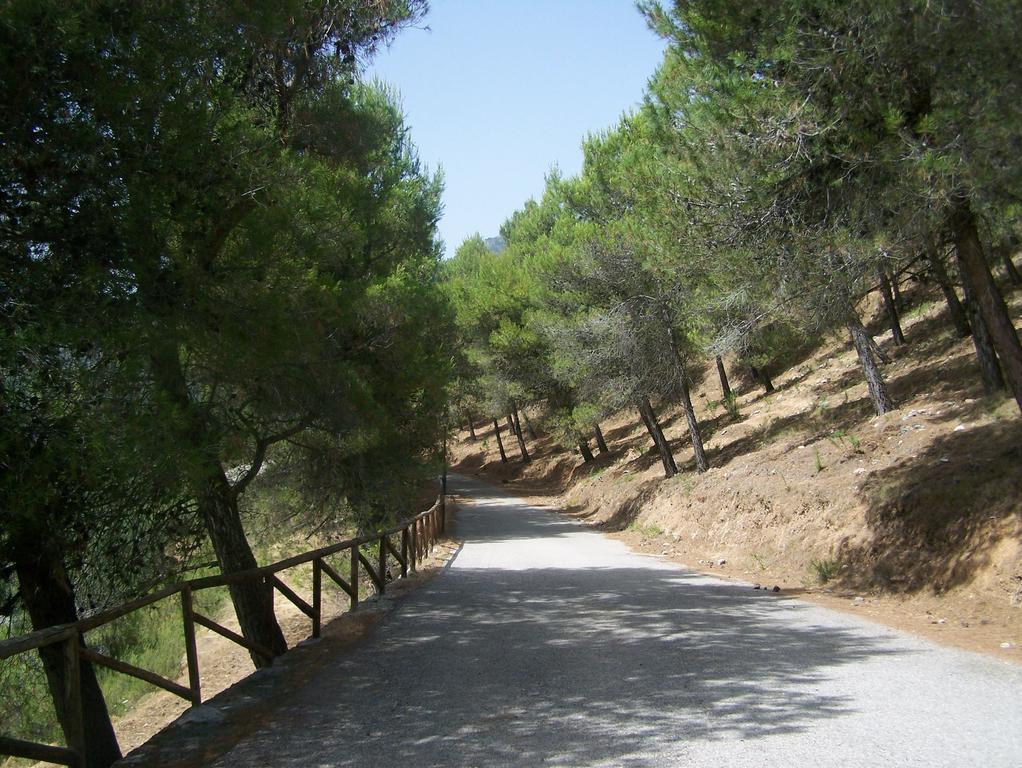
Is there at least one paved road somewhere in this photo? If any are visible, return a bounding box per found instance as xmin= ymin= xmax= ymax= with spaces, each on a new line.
xmin=209 ymin=473 xmax=1022 ymax=767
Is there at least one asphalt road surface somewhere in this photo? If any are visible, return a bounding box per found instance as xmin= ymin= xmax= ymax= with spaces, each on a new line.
xmin=205 ymin=473 xmax=1022 ymax=767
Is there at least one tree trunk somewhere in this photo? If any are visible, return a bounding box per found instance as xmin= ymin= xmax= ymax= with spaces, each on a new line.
xmin=639 ymin=396 xmax=677 ymax=478
xmin=847 ymin=315 xmax=895 ymax=415
xmin=865 ymin=332 xmax=891 ymax=365
xmin=520 ymin=407 xmax=539 ymax=440
xmin=679 ymin=378 xmax=709 ymax=472
xmin=638 ymin=401 xmax=655 ymax=440
xmin=951 ymin=196 xmax=1022 ymax=413
xmin=505 ymin=415 xmax=526 ymax=462
xmin=715 ymin=355 xmax=732 ymax=399
xmin=467 ymin=415 xmax=477 ymax=441
xmin=15 ymin=546 xmax=122 ymax=768
xmin=877 ymin=265 xmax=906 ymax=345
xmin=150 ymin=346 xmax=285 ymax=667
xmin=663 ymin=317 xmax=709 ymax=472
xmin=492 ymin=418 xmax=508 ymax=463
xmin=510 ymin=401 xmax=531 ymax=462
xmin=961 ymin=270 xmax=1005 ymax=393
xmin=199 ymin=468 xmax=287 ymax=665
xmin=998 ymin=239 xmax=1022 ymax=285
xmin=926 ymin=240 xmax=971 ymax=337
xmin=505 ymin=415 xmax=518 ymax=459
xmin=579 ymin=439 xmax=595 ymax=463
xmin=593 ymin=422 xmax=609 ymax=454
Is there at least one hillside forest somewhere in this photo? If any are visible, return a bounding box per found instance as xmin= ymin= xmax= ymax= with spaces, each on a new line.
xmin=2 ymin=1 xmax=1022 ymax=765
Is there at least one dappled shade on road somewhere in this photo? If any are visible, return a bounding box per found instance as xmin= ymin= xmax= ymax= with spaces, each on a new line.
xmin=192 ymin=475 xmax=1021 ymax=767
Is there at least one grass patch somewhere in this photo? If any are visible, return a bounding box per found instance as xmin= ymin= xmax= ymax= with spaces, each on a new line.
xmin=808 ymin=557 xmax=841 ymax=584
xmin=751 ymin=552 xmax=770 ymax=571
xmin=708 ymin=391 xmax=742 ymax=420
xmin=629 ymin=520 xmax=663 ymax=539
xmin=813 ymin=447 xmax=825 ymax=473
xmin=827 ymin=428 xmax=861 ymax=451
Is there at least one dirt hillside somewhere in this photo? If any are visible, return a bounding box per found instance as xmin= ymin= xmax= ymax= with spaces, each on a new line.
xmin=451 ymin=273 xmax=1022 ymax=662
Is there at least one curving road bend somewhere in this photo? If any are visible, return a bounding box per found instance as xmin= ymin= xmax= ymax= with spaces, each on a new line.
xmin=203 ymin=473 xmax=1021 ymax=767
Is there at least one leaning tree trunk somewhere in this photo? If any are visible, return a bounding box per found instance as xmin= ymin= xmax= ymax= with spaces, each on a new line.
xmin=679 ymin=378 xmax=709 ymax=472
xmin=151 ymin=346 xmax=285 ymax=667
xmin=715 ymin=355 xmax=732 ymax=400
xmin=510 ymin=401 xmax=531 ymax=462
xmin=593 ymin=422 xmax=609 ymax=454
xmin=877 ymin=265 xmax=906 ymax=345
xmin=14 ymin=545 xmax=122 ymax=768
xmin=505 ymin=415 xmax=520 ymax=460
xmin=506 ymin=414 xmax=529 ymax=462
xmin=847 ymin=314 xmax=895 ymax=415
xmin=663 ymin=319 xmax=709 ymax=472
xmin=926 ymin=240 xmax=971 ymax=337
xmin=492 ymin=418 xmax=508 ymax=463
xmin=951 ymin=196 xmax=1022 ymax=414
xmin=961 ymin=270 xmax=1005 ymax=394
xmin=998 ymin=239 xmax=1022 ymax=285
xmin=578 ymin=439 xmax=595 ymax=463
xmin=198 ymin=468 xmax=287 ymax=665
xmin=639 ymin=396 xmax=678 ymax=478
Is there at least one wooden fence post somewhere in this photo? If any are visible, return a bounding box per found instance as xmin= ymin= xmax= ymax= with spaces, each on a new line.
xmin=378 ymin=535 xmax=387 ymax=595
xmin=349 ymin=545 xmax=359 ymax=610
xmin=180 ymin=587 xmax=201 ymax=706
xmin=400 ymin=528 xmax=410 ymax=578
xmin=312 ymin=559 xmax=322 ymax=639
xmin=441 ymin=464 xmax=447 ymax=535
xmin=61 ymin=634 xmax=86 ymax=764
xmin=410 ymin=521 xmax=418 ymax=572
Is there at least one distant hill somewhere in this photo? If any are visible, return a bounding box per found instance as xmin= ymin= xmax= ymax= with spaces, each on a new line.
xmin=484 ymin=236 xmax=506 ymax=254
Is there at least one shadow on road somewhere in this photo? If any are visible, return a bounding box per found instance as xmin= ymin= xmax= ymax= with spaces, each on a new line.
xmin=210 ymin=566 xmax=902 ymax=766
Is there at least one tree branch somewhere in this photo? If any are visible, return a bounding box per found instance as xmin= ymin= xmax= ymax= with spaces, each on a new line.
xmin=230 ymin=421 xmax=308 ymax=498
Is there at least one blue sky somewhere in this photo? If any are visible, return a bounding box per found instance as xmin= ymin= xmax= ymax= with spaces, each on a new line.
xmin=368 ymin=1 xmax=667 ymax=255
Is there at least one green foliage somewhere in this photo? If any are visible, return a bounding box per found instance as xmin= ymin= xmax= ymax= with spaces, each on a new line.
xmin=709 ymin=392 xmax=741 ymax=420
xmin=828 ymin=429 xmax=861 ymax=452
xmin=0 ymin=0 xmax=451 ymax=743
xmin=723 ymin=391 xmax=741 ymax=420
xmin=809 ymin=558 xmax=842 ymax=585
xmin=629 ymin=521 xmax=664 ymax=539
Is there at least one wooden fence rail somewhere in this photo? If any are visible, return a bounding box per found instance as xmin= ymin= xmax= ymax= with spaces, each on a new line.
xmin=0 ymin=491 xmax=447 ymax=768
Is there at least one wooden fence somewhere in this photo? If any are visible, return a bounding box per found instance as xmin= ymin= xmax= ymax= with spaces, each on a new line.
xmin=0 ymin=492 xmax=447 ymax=768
